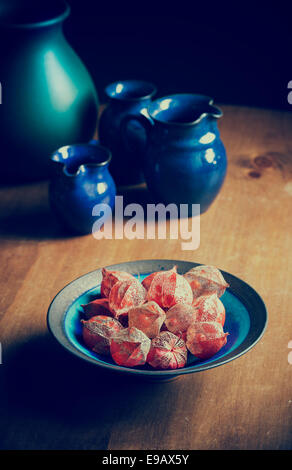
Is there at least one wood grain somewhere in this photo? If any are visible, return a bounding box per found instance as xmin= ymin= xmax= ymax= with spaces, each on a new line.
xmin=0 ymin=105 xmax=291 ymax=450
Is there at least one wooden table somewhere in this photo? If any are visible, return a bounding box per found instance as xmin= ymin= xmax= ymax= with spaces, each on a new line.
xmin=0 ymin=105 xmax=291 ymax=450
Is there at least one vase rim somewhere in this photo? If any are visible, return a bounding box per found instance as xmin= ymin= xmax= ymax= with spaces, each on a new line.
xmin=0 ymin=0 xmax=70 ymax=30
xmin=51 ymin=142 xmax=112 ymax=178
xmin=105 ymin=80 xmax=157 ymax=103
xmin=147 ymin=93 xmax=223 ymax=127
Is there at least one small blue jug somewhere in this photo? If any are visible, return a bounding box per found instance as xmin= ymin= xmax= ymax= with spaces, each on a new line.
xmin=49 ymin=143 xmax=116 ymax=234
xmin=121 ymin=94 xmax=227 ymax=213
xmin=98 ymin=80 xmax=157 ymax=185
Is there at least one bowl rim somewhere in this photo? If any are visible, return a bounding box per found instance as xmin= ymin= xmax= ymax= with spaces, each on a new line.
xmin=47 ymin=259 xmax=268 ymax=377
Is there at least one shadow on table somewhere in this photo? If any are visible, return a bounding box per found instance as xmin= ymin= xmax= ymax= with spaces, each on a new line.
xmin=0 ymin=180 xmax=191 ymax=242
xmin=0 ymin=333 xmax=202 ymax=449
xmin=0 ymin=182 xmax=72 ymax=241
xmin=0 ymin=182 xmax=156 ymax=241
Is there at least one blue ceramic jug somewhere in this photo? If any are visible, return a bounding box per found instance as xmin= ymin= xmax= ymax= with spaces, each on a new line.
xmin=98 ymin=80 xmax=156 ymax=186
xmin=49 ymin=143 xmax=116 ymax=234
xmin=0 ymin=0 xmax=98 ymax=183
xmin=121 ymin=94 xmax=227 ymax=213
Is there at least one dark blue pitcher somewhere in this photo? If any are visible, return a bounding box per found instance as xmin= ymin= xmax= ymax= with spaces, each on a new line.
xmin=98 ymin=80 xmax=157 ymax=186
xmin=49 ymin=143 xmax=116 ymax=234
xmin=121 ymin=94 xmax=227 ymax=214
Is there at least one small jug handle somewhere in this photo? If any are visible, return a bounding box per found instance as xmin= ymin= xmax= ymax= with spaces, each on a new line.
xmin=120 ymin=113 xmax=154 ymax=155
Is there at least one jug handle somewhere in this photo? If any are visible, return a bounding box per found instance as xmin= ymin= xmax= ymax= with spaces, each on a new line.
xmin=120 ymin=113 xmax=154 ymax=154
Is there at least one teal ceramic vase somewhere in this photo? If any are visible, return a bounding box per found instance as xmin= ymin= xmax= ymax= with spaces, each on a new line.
xmin=0 ymin=0 xmax=98 ymax=183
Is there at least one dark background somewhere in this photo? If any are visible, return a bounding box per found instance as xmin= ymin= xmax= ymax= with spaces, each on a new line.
xmin=64 ymin=0 xmax=291 ymax=110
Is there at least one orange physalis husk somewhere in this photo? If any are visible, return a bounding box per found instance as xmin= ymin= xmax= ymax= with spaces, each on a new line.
xmin=81 ymin=315 xmax=123 ymax=355
xmin=147 ymin=331 xmax=188 ymax=370
xmin=184 ymin=265 xmax=229 ymax=299
xmin=186 ymin=321 xmax=228 ymax=359
xmin=141 ymin=268 xmax=174 ymax=290
xmin=147 ymin=267 xmax=193 ymax=309
xmin=100 ymin=268 xmax=135 ymax=298
xmin=81 ymin=298 xmax=112 ymax=319
xmin=128 ymin=301 xmax=166 ymax=339
xmin=141 ymin=272 xmax=158 ymax=290
xmin=165 ymin=303 xmax=196 ymax=341
xmin=108 ymin=278 xmax=147 ymax=319
xmin=110 ymin=326 xmax=151 ymax=367
xmin=192 ymin=293 xmax=226 ymax=326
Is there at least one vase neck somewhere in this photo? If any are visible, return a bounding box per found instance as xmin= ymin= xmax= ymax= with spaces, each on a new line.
xmin=0 ymin=1 xmax=70 ymax=29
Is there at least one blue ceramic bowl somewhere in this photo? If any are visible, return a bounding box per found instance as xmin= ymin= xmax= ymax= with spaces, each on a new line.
xmin=47 ymin=260 xmax=267 ymax=380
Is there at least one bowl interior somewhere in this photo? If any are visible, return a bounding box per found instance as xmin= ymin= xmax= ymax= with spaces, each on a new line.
xmin=64 ymin=273 xmax=250 ymax=370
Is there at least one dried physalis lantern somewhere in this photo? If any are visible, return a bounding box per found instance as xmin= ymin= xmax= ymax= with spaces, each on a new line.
xmin=141 ymin=272 xmax=158 ymax=291
xmin=147 ymin=267 xmax=193 ymax=309
xmin=81 ymin=315 xmax=123 ymax=355
xmin=109 ymin=278 xmax=147 ymax=319
xmin=128 ymin=301 xmax=166 ymax=339
xmin=184 ymin=265 xmax=229 ymax=299
xmin=165 ymin=303 xmax=196 ymax=341
xmin=81 ymin=298 xmax=112 ymax=320
xmin=141 ymin=267 xmax=169 ymax=291
xmin=147 ymin=331 xmax=188 ymax=370
xmin=100 ymin=268 xmax=135 ymax=298
xmin=186 ymin=321 xmax=228 ymax=359
xmin=110 ymin=326 xmax=151 ymax=367
xmin=193 ymin=293 xmax=225 ymax=326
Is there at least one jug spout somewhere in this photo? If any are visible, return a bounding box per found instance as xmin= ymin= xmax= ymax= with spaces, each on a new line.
xmin=203 ymin=103 xmax=223 ymax=120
